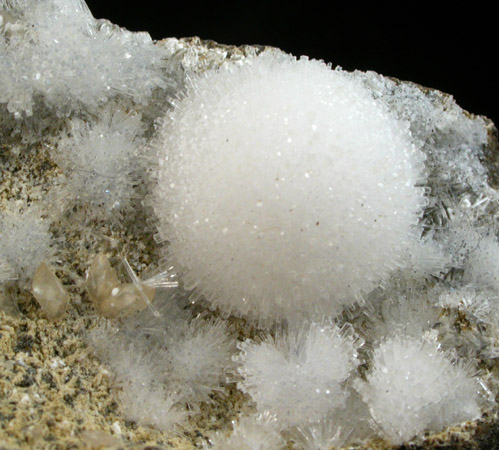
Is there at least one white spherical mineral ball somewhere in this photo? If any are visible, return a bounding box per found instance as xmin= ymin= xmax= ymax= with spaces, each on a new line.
xmin=153 ymin=53 xmax=426 ymax=324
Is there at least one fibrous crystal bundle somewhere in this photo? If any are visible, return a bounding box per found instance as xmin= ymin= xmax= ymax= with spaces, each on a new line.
xmin=1 ymin=1 xmax=498 ymax=449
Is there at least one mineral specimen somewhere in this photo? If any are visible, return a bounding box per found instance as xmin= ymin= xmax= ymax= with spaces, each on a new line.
xmin=1 ymin=0 xmax=498 ymax=449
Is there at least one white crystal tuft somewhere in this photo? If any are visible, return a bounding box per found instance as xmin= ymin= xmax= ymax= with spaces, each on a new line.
xmin=0 ymin=0 xmax=167 ymax=115
xmin=88 ymin=321 xmax=187 ymax=431
xmin=0 ymin=204 xmax=53 ymax=280
xmin=235 ymin=322 xmax=361 ymax=428
xmin=88 ymin=304 xmax=235 ymax=422
xmin=354 ymin=335 xmax=482 ymax=444
xmin=56 ymin=108 xmax=146 ymax=216
xmin=206 ymin=413 xmax=285 ymax=450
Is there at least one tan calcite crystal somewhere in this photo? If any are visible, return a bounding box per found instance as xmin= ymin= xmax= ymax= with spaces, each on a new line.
xmin=86 ymin=253 xmax=120 ymax=306
xmin=31 ymin=262 xmax=70 ymax=320
xmin=99 ymin=283 xmax=156 ymax=318
xmin=86 ymin=254 xmax=156 ymax=318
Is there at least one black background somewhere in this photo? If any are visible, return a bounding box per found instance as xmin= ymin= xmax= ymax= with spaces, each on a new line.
xmin=85 ymin=1 xmax=497 ymax=125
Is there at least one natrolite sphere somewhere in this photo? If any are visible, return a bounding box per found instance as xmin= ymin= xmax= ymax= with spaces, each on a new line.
xmin=153 ymin=53 xmax=426 ymax=324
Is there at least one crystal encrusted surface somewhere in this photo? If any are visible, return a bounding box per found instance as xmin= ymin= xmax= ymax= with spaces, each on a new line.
xmin=1 ymin=1 xmax=499 ymax=448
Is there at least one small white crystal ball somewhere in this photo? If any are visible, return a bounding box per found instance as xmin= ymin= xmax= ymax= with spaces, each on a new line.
xmin=153 ymin=53 xmax=426 ymax=324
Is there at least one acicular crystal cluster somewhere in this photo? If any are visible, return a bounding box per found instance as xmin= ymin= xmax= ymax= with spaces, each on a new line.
xmin=235 ymin=323 xmax=362 ymax=428
xmin=152 ymin=54 xmax=428 ymax=324
xmin=354 ymin=334 xmax=484 ymax=444
xmin=1 ymin=0 xmax=498 ymax=448
xmin=0 ymin=0 xmax=167 ymax=116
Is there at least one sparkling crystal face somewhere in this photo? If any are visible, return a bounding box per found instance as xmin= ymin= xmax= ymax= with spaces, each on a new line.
xmin=154 ymin=55 xmax=427 ymax=323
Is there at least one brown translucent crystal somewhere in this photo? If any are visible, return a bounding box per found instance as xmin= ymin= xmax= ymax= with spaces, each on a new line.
xmin=31 ymin=262 xmax=69 ymax=320
xmin=86 ymin=253 xmax=155 ymax=318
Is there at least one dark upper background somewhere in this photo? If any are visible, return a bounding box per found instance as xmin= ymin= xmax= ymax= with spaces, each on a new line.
xmin=85 ymin=1 xmax=497 ymax=126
